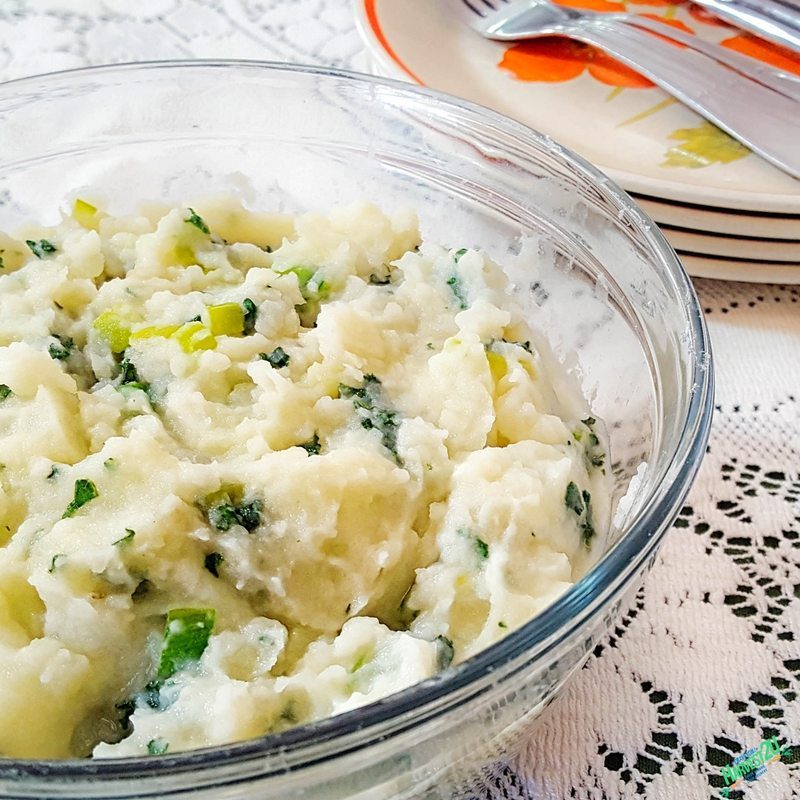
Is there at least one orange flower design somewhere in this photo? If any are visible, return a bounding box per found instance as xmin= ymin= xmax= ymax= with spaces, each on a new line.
xmin=557 ymin=0 xmax=625 ymax=9
xmin=720 ymin=34 xmax=800 ymax=76
xmin=498 ymin=11 xmax=695 ymax=90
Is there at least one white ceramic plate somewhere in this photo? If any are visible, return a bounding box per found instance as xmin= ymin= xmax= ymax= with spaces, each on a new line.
xmin=678 ymin=252 xmax=800 ymax=283
xmin=355 ymin=0 xmax=800 ymax=213
xmin=633 ymin=193 xmax=800 ymax=239
xmin=659 ymin=225 xmax=800 ymax=261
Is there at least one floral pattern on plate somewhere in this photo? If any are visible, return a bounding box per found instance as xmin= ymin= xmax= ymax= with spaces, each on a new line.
xmin=494 ymin=1 xmax=800 ymax=172
xmin=358 ymin=0 xmax=800 ymax=212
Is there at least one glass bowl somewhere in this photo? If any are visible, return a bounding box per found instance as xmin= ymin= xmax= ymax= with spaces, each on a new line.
xmin=0 ymin=61 xmax=712 ymax=799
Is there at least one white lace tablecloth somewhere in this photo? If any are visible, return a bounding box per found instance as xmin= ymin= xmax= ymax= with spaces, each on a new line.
xmin=1 ymin=2 xmax=797 ymax=798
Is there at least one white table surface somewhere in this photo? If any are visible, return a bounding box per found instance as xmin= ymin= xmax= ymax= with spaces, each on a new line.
xmin=0 ymin=2 xmax=797 ymax=798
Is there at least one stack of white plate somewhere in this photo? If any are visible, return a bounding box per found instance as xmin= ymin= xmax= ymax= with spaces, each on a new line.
xmin=355 ymin=0 xmax=800 ymax=283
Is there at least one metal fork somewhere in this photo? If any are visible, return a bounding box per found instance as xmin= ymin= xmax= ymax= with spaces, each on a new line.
xmin=690 ymin=0 xmax=800 ymax=53
xmin=626 ymin=16 xmax=800 ymax=102
xmin=466 ymin=0 xmax=800 ymax=100
xmin=458 ymin=0 xmax=800 ymax=179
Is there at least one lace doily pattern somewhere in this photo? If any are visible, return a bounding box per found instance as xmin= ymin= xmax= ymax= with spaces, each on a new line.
xmin=512 ymin=282 xmax=800 ymax=800
xmin=0 ymin=5 xmax=797 ymax=798
xmin=0 ymin=0 xmax=370 ymax=82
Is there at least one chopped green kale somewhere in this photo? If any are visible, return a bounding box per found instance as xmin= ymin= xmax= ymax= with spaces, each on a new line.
xmin=208 ymin=504 xmax=237 ymax=531
xmin=120 ymin=358 xmax=138 ymax=384
xmin=48 ymin=554 xmax=66 ymax=573
xmin=157 ymin=607 xmax=215 ymax=680
xmin=338 ymin=374 xmax=401 ymax=464
xmin=113 ymin=528 xmax=135 ymax=547
xmin=298 ymin=433 xmax=321 ymax=455
xmin=564 ymin=481 xmax=584 ymax=516
xmin=446 ymin=274 xmax=468 ymax=310
xmin=581 ymin=416 xmax=605 ymax=469
xmin=513 ymin=340 xmax=533 ymax=354
xmin=233 ymin=500 xmax=262 ymax=532
xmin=118 ymin=357 xmax=150 ymax=394
xmin=580 ymin=489 xmax=596 ymax=546
xmin=0 ymin=384 xmax=11 ymax=401
xmin=147 ymin=738 xmax=169 ymax=756
xmin=457 ymin=526 xmax=490 ymax=564
xmin=48 ymin=335 xmax=73 ymax=361
xmin=436 ymin=635 xmax=455 ymax=670
xmin=242 ymin=298 xmax=257 ymax=335
xmin=204 ymin=552 xmax=224 ymax=577
xmin=261 ymin=346 xmax=289 ymax=368
xmin=474 ymin=537 xmax=490 ymax=560
xmin=26 ymin=239 xmax=57 ymax=259
xmin=62 ymin=478 xmax=98 ymax=518
xmin=208 ymin=498 xmax=263 ymax=533
xmin=564 ymin=481 xmax=596 ymax=547
xmin=46 ymin=465 xmax=60 ymax=481
xmin=140 ymin=680 xmax=162 ymax=709
xmin=185 ymin=208 xmax=209 ymax=235
xmin=453 ymin=248 xmax=468 ymax=262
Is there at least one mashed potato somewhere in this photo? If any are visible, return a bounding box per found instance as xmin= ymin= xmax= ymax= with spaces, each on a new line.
xmin=0 ymin=199 xmax=609 ymax=758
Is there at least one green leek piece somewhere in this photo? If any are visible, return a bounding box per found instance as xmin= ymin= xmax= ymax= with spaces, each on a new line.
xmin=93 ymin=310 xmax=131 ymax=353
xmin=279 ymin=266 xmax=315 ymax=286
xmin=204 ymin=303 xmax=244 ymax=336
xmin=130 ymin=324 xmax=181 ymax=341
xmin=172 ymin=321 xmax=217 ymax=353
xmin=486 ymin=351 xmax=507 ymax=384
xmin=173 ymin=243 xmax=196 ymax=266
xmin=73 ymin=199 xmax=99 ymax=229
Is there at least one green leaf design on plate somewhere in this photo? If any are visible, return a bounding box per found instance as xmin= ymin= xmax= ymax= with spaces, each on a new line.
xmin=662 ymin=121 xmax=750 ymax=169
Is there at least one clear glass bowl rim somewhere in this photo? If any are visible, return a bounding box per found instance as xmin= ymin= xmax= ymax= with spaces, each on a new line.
xmin=0 ymin=59 xmax=714 ymax=780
